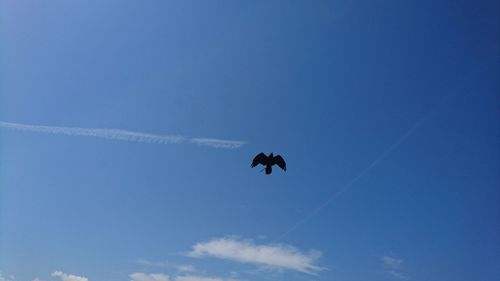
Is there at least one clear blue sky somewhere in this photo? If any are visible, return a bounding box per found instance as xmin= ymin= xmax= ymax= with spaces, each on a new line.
xmin=1 ymin=1 xmax=499 ymax=281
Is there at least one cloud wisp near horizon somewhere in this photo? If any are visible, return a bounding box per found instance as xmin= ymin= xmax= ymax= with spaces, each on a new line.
xmin=129 ymin=273 xmax=170 ymax=281
xmin=51 ymin=271 xmax=88 ymax=281
xmin=137 ymin=258 xmax=196 ymax=273
xmin=0 ymin=121 xmax=246 ymax=149
xmin=381 ymin=255 xmax=408 ymax=280
xmin=130 ymin=273 xmax=240 ymax=281
xmin=187 ymin=237 xmax=322 ymax=275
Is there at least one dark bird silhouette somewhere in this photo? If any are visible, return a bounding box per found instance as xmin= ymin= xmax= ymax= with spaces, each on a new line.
xmin=251 ymin=152 xmax=286 ymax=174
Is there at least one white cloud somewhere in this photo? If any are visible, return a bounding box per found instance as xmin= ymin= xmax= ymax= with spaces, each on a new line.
xmin=137 ymin=259 xmax=195 ymax=273
xmin=381 ymin=255 xmax=407 ymax=280
xmin=175 ymin=276 xmax=222 ymax=281
xmin=188 ymin=237 xmax=322 ymax=274
xmin=137 ymin=259 xmax=170 ymax=268
xmin=0 ymin=273 xmax=15 ymax=281
xmin=129 ymin=273 xmax=170 ymax=281
xmin=51 ymin=271 xmax=88 ymax=281
xmin=387 ymin=270 xmax=408 ymax=280
xmin=174 ymin=275 xmax=241 ymax=281
xmin=0 ymin=121 xmax=245 ymax=149
xmin=174 ymin=265 xmax=195 ymax=273
xmin=33 ymin=278 xmax=43 ymax=281
xmin=382 ymin=255 xmax=403 ymax=269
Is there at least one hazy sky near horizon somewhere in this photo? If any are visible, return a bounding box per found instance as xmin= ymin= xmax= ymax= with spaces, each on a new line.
xmin=1 ymin=1 xmax=499 ymax=281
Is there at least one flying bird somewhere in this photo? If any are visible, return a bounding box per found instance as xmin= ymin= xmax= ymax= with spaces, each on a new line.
xmin=251 ymin=152 xmax=286 ymax=175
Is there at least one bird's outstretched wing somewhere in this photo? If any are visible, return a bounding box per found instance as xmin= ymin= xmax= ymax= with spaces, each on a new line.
xmin=273 ymin=155 xmax=287 ymax=171
xmin=251 ymin=152 xmax=268 ymax=168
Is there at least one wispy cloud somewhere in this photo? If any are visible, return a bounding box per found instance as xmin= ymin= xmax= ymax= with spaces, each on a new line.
xmin=0 ymin=273 xmax=15 ymax=281
xmin=381 ymin=255 xmax=408 ymax=280
xmin=174 ymin=265 xmax=196 ymax=273
xmin=175 ymin=275 xmax=242 ymax=281
xmin=0 ymin=121 xmax=245 ymax=149
xmin=51 ymin=271 xmax=88 ymax=281
xmin=187 ymin=237 xmax=322 ymax=274
xmin=137 ymin=258 xmax=171 ymax=268
xmin=175 ymin=276 xmax=223 ymax=281
xmin=129 ymin=273 xmax=170 ymax=281
xmin=137 ymin=259 xmax=195 ymax=273
xmin=189 ymin=138 xmax=246 ymax=149
xmin=386 ymin=270 xmax=408 ymax=280
xmin=129 ymin=273 xmax=241 ymax=281
xmin=382 ymin=255 xmax=403 ymax=269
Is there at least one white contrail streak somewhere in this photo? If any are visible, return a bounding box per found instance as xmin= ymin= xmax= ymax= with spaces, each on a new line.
xmin=276 ymin=61 xmax=488 ymax=240
xmin=190 ymin=138 xmax=246 ymax=149
xmin=0 ymin=121 xmax=185 ymax=144
xmin=277 ymin=116 xmax=425 ymax=240
xmin=0 ymin=121 xmax=245 ymax=149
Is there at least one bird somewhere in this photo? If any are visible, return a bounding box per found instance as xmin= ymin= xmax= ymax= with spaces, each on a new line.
xmin=251 ymin=152 xmax=286 ymax=174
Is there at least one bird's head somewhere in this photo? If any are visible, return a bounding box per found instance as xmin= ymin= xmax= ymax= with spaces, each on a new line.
xmin=269 ymin=152 xmax=274 ymax=157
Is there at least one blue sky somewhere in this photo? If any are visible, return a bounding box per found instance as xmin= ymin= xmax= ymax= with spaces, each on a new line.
xmin=1 ymin=1 xmax=499 ymax=281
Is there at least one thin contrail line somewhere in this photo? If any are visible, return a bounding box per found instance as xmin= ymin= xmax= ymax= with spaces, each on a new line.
xmin=277 ymin=62 xmax=486 ymax=240
xmin=190 ymin=138 xmax=247 ymax=149
xmin=277 ymin=115 xmax=427 ymax=240
xmin=0 ymin=121 xmax=246 ymax=149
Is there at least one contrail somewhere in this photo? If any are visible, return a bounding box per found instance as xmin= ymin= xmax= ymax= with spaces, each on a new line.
xmin=0 ymin=121 xmax=246 ymax=149
xmin=277 ymin=61 xmax=488 ymax=240
xmin=277 ymin=115 xmax=427 ymax=240
xmin=190 ymin=138 xmax=247 ymax=149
